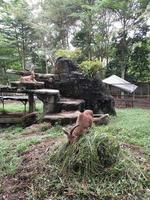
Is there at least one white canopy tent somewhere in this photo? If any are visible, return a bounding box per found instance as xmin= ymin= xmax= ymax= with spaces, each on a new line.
xmin=102 ymin=75 xmax=138 ymax=93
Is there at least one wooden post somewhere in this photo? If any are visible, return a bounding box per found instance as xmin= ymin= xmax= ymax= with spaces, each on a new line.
xmin=148 ymin=83 xmax=150 ymax=100
xmin=132 ymin=92 xmax=134 ymax=108
xmin=28 ymin=93 xmax=35 ymax=113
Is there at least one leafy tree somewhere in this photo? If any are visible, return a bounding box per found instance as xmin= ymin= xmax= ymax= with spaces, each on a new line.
xmin=0 ymin=0 xmax=149 ymax=84
xmin=102 ymin=0 xmax=149 ymax=79
xmin=43 ymin=0 xmax=80 ymax=49
xmin=129 ymin=38 xmax=150 ymax=82
xmin=0 ymin=0 xmax=38 ymax=71
xmin=72 ymin=0 xmax=97 ymax=60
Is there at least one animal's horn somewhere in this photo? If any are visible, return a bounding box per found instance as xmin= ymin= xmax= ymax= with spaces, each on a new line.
xmin=70 ymin=124 xmax=80 ymax=135
xmin=62 ymin=128 xmax=70 ymax=135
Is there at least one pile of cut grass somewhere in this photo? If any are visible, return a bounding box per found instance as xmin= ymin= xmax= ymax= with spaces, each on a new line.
xmin=27 ymin=129 xmax=149 ymax=200
xmin=50 ymin=129 xmax=120 ymax=177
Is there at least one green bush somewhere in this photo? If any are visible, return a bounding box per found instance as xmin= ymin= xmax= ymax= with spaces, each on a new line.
xmin=55 ymin=49 xmax=82 ymax=63
xmin=79 ymin=60 xmax=102 ymax=76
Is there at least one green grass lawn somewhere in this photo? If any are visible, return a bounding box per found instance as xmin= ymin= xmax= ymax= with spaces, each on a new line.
xmin=0 ymin=107 xmax=149 ymax=199
xmin=0 ymin=101 xmax=43 ymax=113
xmin=96 ymin=108 xmax=150 ymax=155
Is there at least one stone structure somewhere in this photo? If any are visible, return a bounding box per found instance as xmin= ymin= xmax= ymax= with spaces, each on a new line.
xmin=44 ymin=57 xmax=116 ymax=115
xmin=3 ymin=57 xmax=116 ymax=126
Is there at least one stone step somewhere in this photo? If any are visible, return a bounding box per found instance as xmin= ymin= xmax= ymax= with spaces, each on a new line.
xmin=43 ymin=111 xmax=80 ymax=125
xmin=57 ymin=98 xmax=85 ymax=112
xmin=11 ymin=81 xmax=44 ymax=90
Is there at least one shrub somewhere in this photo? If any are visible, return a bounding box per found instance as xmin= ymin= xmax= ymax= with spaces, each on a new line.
xmin=79 ymin=60 xmax=103 ymax=77
xmin=55 ymin=49 xmax=82 ymax=63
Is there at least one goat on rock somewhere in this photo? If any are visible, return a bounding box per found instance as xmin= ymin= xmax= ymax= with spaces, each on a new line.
xmin=20 ymin=71 xmax=37 ymax=83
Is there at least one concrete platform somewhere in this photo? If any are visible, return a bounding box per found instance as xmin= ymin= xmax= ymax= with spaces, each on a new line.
xmin=11 ymin=81 xmax=44 ymax=90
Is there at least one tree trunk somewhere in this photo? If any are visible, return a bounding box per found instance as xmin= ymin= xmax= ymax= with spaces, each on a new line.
xmin=3 ymin=66 xmax=9 ymax=85
xmin=44 ymin=48 xmax=48 ymax=74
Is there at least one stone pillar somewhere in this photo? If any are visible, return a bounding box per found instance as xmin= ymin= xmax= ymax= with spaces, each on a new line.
xmin=35 ymin=89 xmax=60 ymax=115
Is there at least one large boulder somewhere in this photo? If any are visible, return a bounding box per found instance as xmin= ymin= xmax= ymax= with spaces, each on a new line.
xmin=52 ymin=57 xmax=116 ymax=115
xmin=55 ymin=57 xmax=77 ymax=74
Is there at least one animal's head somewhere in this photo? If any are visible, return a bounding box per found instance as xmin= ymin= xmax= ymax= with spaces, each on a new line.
xmin=83 ymin=110 xmax=93 ymax=117
xmin=63 ymin=125 xmax=79 ymax=144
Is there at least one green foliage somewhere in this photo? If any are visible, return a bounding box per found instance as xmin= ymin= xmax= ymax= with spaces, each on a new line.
xmin=103 ymin=0 xmax=149 ymax=79
xmin=79 ymin=60 xmax=102 ymax=76
xmin=43 ymin=0 xmax=79 ymax=49
xmin=106 ymin=33 xmax=150 ymax=81
xmin=71 ymin=1 xmax=100 ymax=60
xmin=0 ymin=0 xmax=149 ymax=83
xmin=129 ymin=38 xmax=150 ymax=82
xmin=55 ymin=49 xmax=82 ymax=63
xmin=0 ymin=0 xmax=39 ymax=77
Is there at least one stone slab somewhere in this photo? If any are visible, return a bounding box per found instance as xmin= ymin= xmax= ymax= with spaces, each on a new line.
xmin=33 ymin=89 xmax=59 ymax=95
xmin=57 ymin=98 xmax=85 ymax=111
xmin=11 ymin=81 xmax=44 ymax=90
xmin=43 ymin=111 xmax=80 ymax=125
xmin=58 ymin=98 xmax=85 ymax=105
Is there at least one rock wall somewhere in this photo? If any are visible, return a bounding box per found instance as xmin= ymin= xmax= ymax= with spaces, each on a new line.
xmin=47 ymin=57 xmax=116 ymax=115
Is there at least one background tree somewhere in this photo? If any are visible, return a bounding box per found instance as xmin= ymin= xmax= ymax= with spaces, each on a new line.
xmin=0 ymin=0 xmax=38 ymax=71
xmin=0 ymin=0 xmax=149 ymax=84
xmin=102 ymin=0 xmax=149 ymax=79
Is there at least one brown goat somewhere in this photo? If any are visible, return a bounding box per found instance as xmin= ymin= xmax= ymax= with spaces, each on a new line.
xmin=20 ymin=71 xmax=37 ymax=83
xmin=63 ymin=110 xmax=93 ymax=144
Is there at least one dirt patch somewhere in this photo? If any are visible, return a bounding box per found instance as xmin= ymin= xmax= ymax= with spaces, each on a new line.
xmin=121 ymin=143 xmax=145 ymax=155
xmin=0 ymin=136 xmax=66 ymax=200
xmin=121 ymin=143 xmax=150 ymax=168
xmin=21 ymin=122 xmax=51 ymax=136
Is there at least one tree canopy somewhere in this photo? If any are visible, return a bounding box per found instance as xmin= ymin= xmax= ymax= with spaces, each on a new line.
xmin=0 ymin=0 xmax=149 ymax=83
